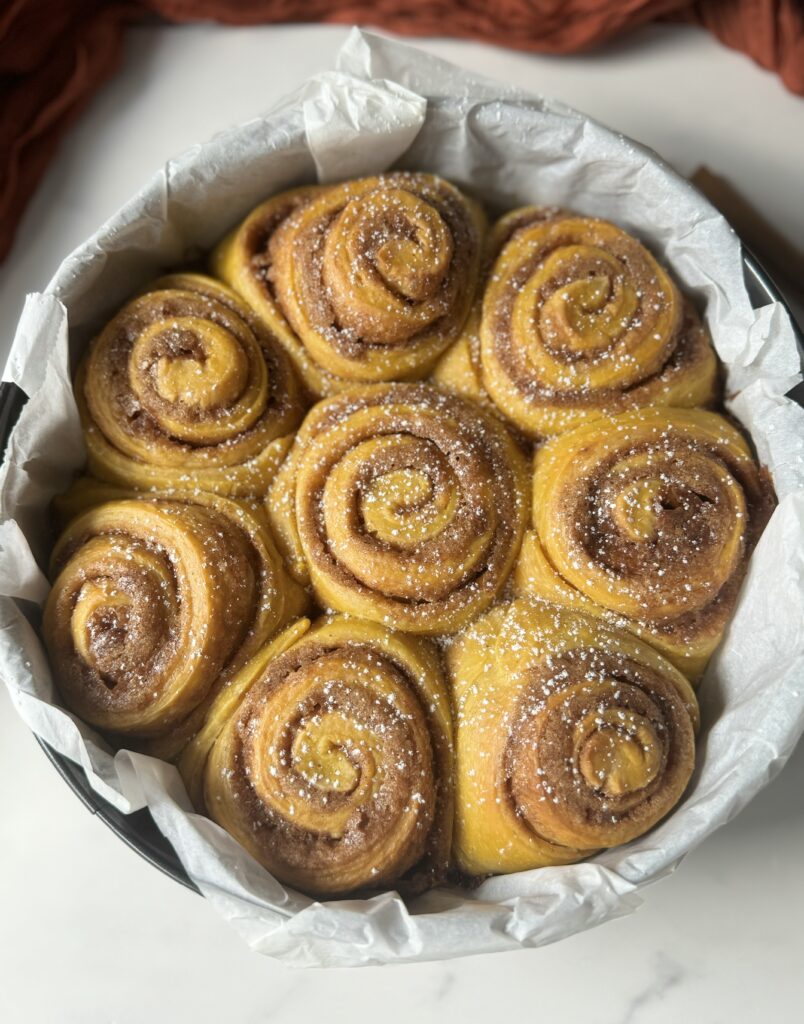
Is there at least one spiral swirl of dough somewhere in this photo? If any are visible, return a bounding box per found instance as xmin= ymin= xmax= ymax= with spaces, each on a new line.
xmin=479 ymin=214 xmax=718 ymax=437
xmin=44 ymin=491 xmax=305 ymax=745
xmin=267 ymin=382 xmax=529 ymax=635
xmin=78 ymin=273 xmax=303 ymax=496
xmin=449 ymin=598 xmax=699 ymax=875
xmin=515 ymin=408 xmax=774 ymax=677
xmin=265 ymin=173 xmax=484 ymax=388
xmin=202 ymin=616 xmax=453 ymax=896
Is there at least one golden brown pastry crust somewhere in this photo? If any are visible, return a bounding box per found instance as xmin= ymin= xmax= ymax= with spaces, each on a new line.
xmin=478 ymin=212 xmax=719 ymax=437
xmin=449 ymin=598 xmax=699 ymax=875
xmin=267 ymin=381 xmax=529 ymax=635
xmin=432 ymin=205 xmax=570 ymax=404
xmin=201 ymin=615 xmax=453 ymax=897
xmin=44 ymin=488 xmax=306 ymax=749
xmin=78 ymin=273 xmax=303 ymax=496
xmin=258 ymin=173 xmax=485 ymax=391
xmin=515 ymin=407 xmax=775 ymax=678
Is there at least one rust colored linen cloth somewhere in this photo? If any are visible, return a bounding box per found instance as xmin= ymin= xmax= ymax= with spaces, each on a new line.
xmin=1 ymin=1 xmax=802 ymax=264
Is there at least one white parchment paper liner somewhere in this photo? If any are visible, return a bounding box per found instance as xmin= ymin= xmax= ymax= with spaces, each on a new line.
xmin=2 ymin=29 xmax=803 ymax=967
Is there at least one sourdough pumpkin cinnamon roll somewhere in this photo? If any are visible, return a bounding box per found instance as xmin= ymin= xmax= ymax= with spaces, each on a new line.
xmin=479 ymin=212 xmax=719 ymax=437
xmin=515 ymin=408 xmax=775 ymax=678
xmin=43 ymin=492 xmax=306 ymax=747
xmin=77 ymin=273 xmax=303 ymax=497
xmin=449 ymin=598 xmax=699 ymax=875
xmin=199 ymin=615 xmax=453 ymax=897
xmin=267 ymin=382 xmax=529 ymax=634
xmin=242 ymin=173 xmax=484 ymax=391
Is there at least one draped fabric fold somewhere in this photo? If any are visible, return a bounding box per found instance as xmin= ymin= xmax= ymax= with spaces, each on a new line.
xmin=1 ymin=1 xmax=801 ymax=264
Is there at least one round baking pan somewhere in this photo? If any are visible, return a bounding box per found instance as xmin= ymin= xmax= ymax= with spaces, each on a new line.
xmin=0 ymin=247 xmax=800 ymax=898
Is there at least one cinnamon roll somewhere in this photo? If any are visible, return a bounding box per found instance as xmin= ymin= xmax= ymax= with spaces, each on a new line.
xmin=77 ymin=273 xmax=303 ymax=497
xmin=267 ymin=382 xmax=529 ymax=634
xmin=225 ymin=173 xmax=484 ymax=393
xmin=199 ymin=615 xmax=453 ymax=897
xmin=449 ymin=597 xmax=699 ymax=875
xmin=43 ymin=491 xmax=306 ymax=748
xmin=515 ymin=408 xmax=775 ymax=678
xmin=479 ymin=212 xmax=719 ymax=437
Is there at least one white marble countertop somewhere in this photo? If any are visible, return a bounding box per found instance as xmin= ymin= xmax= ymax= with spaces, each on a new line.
xmin=1 ymin=22 xmax=802 ymax=1023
